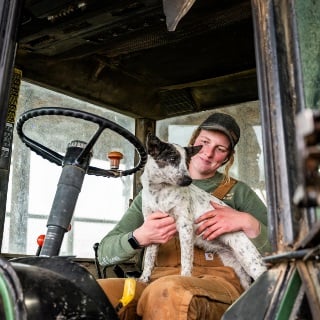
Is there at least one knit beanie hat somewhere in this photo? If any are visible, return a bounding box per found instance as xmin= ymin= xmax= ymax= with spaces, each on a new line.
xmin=199 ymin=113 xmax=240 ymax=149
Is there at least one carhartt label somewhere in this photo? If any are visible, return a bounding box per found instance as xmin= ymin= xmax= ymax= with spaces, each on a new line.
xmin=205 ymin=252 xmax=214 ymax=260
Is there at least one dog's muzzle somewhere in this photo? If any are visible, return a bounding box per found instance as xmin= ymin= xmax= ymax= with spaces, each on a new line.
xmin=178 ymin=175 xmax=193 ymax=186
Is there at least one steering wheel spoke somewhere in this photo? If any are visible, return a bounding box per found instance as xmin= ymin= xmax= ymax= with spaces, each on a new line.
xmin=22 ymin=135 xmax=63 ymax=166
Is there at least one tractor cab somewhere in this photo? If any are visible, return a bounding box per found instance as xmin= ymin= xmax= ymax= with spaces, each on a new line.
xmin=0 ymin=0 xmax=320 ymax=319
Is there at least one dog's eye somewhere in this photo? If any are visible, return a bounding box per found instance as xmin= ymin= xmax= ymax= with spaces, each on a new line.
xmin=169 ymin=156 xmax=177 ymax=162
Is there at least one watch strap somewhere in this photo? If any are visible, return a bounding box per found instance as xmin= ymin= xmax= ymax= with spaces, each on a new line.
xmin=128 ymin=231 xmax=142 ymax=249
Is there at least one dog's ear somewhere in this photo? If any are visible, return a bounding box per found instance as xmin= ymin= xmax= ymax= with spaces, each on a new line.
xmin=146 ymin=133 xmax=165 ymax=157
xmin=185 ymin=145 xmax=202 ymax=159
xmin=184 ymin=145 xmax=202 ymax=167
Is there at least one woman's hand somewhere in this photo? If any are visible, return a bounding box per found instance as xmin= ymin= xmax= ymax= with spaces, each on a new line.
xmin=134 ymin=211 xmax=177 ymax=246
xmin=195 ymin=201 xmax=260 ymax=240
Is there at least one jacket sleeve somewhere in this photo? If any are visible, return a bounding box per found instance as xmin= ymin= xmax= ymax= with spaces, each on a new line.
xmin=226 ymin=181 xmax=272 ymax=255
xmin=98 ymin=192 xmax=145 ymax=266
xmin=250 ymin=223 xmax=271 ymax=254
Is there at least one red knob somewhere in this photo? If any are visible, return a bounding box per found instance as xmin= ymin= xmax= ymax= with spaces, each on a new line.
xmin=37 ymin=234 xmax=45 ymax=247
xmin=108 ymin=151 xmax=123 ymax=169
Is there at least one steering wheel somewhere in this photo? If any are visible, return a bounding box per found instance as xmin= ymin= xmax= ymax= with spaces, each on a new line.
xmin=16 ymin=107 xmax=147 ymax=177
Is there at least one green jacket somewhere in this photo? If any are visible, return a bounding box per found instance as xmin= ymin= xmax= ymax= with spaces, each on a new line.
xmin=98 ymin=172 xmax=271 ymax=266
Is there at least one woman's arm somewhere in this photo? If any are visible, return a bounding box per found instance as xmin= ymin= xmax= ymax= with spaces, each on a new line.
xmin=195 ymin=181 xmax=272 ymax=255
xmin=98 ymin=193 xmax=177 ymax=266
xmin=98 ymin=193 xmax=144 ymax=266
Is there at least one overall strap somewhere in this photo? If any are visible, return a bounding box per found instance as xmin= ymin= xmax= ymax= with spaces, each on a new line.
xmin=212 ymin=177 xmax=238 ymax=200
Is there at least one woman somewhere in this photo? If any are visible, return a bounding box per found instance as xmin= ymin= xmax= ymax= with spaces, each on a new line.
xmin=97 ymin=112 xmax=271 ymax=319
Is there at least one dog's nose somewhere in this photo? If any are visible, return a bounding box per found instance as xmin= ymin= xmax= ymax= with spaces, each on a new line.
xmin=178 ymin=175 xmax=192 ymax=186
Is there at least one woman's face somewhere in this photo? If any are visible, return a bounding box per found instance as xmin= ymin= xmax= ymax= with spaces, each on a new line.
xmin=189 ymin=129 xmax=231 ymax=179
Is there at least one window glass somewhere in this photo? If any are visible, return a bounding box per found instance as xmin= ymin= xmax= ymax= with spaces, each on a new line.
xmin=4 ymin=81 xmax=265 ymax=259
xmin=156 ymin=101 xmax=266 ymax=203
xmin=3 ymin=81 xmax=135 ymax=258
xmin=295 ymin=0 xmax=320 ymax=110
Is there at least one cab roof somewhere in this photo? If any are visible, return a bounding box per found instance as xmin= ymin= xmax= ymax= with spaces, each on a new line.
xmin=17 ymin=0 xmax=257 ymax=120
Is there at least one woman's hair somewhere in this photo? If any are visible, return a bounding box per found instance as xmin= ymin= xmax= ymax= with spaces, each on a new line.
xmin=188 ymin=126 xmax=235 ymax=184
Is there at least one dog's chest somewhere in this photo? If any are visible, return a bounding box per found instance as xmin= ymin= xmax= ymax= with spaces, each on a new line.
xmin=142 ymin=185 xmax=191 ymax=215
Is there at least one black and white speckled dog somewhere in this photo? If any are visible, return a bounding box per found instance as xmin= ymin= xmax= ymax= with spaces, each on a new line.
xmin=139 ymin=134 xmax=267 ymax=289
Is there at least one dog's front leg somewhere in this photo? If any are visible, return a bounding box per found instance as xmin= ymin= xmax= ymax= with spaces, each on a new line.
xmin=178 ymin=217 xmax=194 ymax=277
xmin=139 ymin=244 xmax=159 ymax=283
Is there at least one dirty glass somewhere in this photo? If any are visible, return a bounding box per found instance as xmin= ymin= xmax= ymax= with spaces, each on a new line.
xmin=156 ymin=101 xmax=266 ymax=203
xmin=4 ymin=82 xmax=265 ymax=259
xmin=295 ymin=0 xmax=320 ymax=110
xmin=3 ymin=82 xmax=135 ymax=258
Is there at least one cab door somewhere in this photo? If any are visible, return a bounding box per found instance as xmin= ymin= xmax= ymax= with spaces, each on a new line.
xmin=224 ymin=1 xmax=320 ymax=318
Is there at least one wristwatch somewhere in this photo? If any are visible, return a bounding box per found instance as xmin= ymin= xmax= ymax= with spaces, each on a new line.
xmin=128 ymin=231 xmax=142 ymax=249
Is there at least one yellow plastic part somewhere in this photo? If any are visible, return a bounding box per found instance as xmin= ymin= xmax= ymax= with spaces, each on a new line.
xmin=115 ymin=278 xmax=137 ymax=312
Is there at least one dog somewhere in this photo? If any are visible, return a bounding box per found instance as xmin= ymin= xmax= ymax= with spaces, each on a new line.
xmin=139 ymin=134 xmax=267 ymax=289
